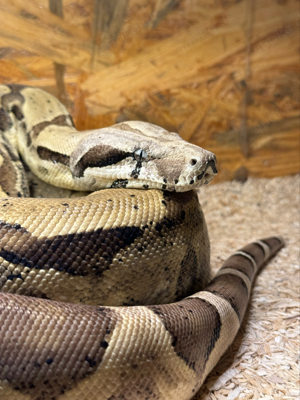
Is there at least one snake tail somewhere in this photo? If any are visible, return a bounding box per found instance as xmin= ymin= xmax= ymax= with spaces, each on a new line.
xmin=0 ymin=236 xmax=284 ymax=400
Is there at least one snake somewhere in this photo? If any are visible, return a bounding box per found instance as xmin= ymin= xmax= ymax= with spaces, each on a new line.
xmin=0 ymin=84 xmax=284 ymax=400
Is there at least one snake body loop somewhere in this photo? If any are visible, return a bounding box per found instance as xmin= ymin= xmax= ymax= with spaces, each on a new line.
xmin=0 ymin=85 xmax=283 ymax=400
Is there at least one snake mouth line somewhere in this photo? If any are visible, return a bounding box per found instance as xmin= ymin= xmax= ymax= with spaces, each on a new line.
xmin=120 ymin=157 xmax=218 ymax=192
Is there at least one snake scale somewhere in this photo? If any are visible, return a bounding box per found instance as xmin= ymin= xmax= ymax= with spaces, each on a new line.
xmin=0 ymin=84 xmax=284 ymax=400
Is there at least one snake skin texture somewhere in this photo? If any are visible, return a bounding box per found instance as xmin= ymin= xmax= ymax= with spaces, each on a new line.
xmin=0 ymin=190 xmax=210 ymax=306
xmin=0 ymin=85 xmax=284 ymax=400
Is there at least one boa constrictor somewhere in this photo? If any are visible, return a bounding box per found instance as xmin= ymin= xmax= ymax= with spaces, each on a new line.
xmin=0 ymin=85 xmax=284 ymax=400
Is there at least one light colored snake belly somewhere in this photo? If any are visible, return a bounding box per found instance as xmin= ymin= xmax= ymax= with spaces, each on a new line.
xmin=0 ymin=85 xmax=284 ymax=400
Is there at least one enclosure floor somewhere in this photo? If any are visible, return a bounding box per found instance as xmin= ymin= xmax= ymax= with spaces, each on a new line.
xmin=193 ymin=175 xmax=299 ymax=400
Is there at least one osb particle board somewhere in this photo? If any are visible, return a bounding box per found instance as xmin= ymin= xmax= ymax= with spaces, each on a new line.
xmin=0 ymin=0 xmax=299 ymax=181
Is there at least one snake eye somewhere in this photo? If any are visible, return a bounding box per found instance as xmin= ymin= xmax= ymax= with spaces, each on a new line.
xmin=133 ymin=149 xmax=147 ymax=161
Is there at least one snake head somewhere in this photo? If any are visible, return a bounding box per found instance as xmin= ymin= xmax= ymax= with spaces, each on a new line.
xmin=70 ymin=121 xmax=217 ymax=192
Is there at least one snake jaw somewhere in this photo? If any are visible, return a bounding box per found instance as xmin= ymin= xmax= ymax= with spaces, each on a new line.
xmin=111 ymin=153 xmax=217 ymax=192
xmin=80 ymin=154 xmax=217 ymax=192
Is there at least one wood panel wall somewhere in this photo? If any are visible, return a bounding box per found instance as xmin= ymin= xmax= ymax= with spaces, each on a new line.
xmin=0 ymin=0 xmax=299 ymax=182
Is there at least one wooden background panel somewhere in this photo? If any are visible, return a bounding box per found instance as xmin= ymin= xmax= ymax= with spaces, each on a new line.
xmin=0 ymin=0 xmax=299 ymax=182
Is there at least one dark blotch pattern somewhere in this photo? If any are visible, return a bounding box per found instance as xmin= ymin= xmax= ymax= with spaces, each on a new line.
xmin=175 ymin=245 xmax=198 ymax=300
xmin=205 ymin=273 xmax=249 ymax=321
xmin=32 ymin=115 xmax=74 ymax=138
xmin=148 ymin=298 xmax=221 ymax=377
xmin=1 ymin=91 xmax=25 ymax=110
xmin=0 ymin=212 xmax=185 ymax=282
xmin=0 ymin=293 xmax=118 ymax=399
xmin=0 ymin=222 xmax=145 ymax=277
xmin=11 ymin=104 xmax=24 ymax=120
xmin=239 ymin=243 xmax=265 ymax=266
xmin=220 ymin=254 xmax=255 ymax=280
xmin=153 ymin=158 xmax=185 ymax=184
xmin=37 ymin=146 xmax=70 ymax=166
xmin=260 ymin=237 xmax=283 ymax=255
xmin=72 ymin=144 xmax=131 ymax=178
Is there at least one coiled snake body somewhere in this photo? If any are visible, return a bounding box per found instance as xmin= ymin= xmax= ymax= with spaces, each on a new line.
xmin=0 ymin=85 xmax=283 ymax=400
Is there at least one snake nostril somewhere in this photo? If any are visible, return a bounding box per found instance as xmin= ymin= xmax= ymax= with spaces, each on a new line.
xmin=190 ymin=159 xmax=197 ymax=166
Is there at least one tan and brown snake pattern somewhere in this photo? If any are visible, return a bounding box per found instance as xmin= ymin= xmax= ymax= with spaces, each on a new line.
xmin=0 ymin=85 xmax=284 ymax=400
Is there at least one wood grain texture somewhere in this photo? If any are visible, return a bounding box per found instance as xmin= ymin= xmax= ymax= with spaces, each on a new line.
xmin=0 ymin=0 xmax=298 ymax=181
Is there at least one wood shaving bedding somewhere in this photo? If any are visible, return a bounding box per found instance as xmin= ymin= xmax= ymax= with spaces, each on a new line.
xmin=194 ymin=175 xmax=299 ymax=400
